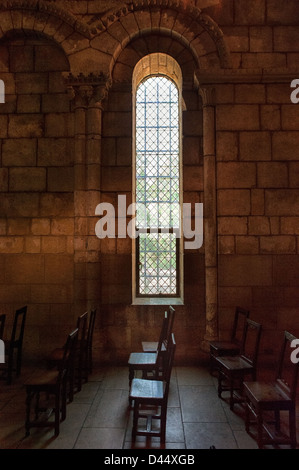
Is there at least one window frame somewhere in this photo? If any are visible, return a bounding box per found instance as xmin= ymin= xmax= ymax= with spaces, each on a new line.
xmin=132 ymin=57 xmax=184 ymax=305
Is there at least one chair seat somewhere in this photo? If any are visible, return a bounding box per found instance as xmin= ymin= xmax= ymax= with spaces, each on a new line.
xmin=26 ymin=370 xmax=61 ymax=388
xmin=130 ymin=378 xmax=164 ymax=400
xmin=210 ymin=341 xmax=240 ymax=354
xmin=216 ymin=355 xmax=253 ymax=373
xmin=243 ymin=381 xmax=293 ymax=407
xmin=128 ymin=352 xmax=157 ymax=366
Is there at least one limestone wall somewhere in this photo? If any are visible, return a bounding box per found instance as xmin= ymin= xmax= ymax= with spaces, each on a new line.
xmin=0 ymin=0 xmax=298 ymax=366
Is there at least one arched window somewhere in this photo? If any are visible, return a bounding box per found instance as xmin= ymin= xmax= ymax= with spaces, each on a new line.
xmin=133 ymin=54 xmax=183 ymax=302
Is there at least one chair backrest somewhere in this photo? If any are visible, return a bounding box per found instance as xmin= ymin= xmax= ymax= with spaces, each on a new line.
xmin=167 ymin=306 xmax=175 ymax=342
xmin=87 ymin=308 xmax=97 ymax=348
xmin=159 ymin=306 xmax=176 ymax=354
xmin=231 ymin=306 xmax=250 ymax=346
xmin=240 ymin=318 xmax=262 ymax=369
xmin=11 ymin=306 xmax=27 ymax=346
xmin=156 ymin=311 xmax=170 ymax=355
xmin=77 ymin=311 xmax=88 ymax=343
xmin=276 ymin=330 xmax=299 ymax=401
xmin=58 ymin=328 xmax=78 ymax=383
xmin=0 ymin=314 xmax=6 ymax=340
xmin=163 ymin=333 xmax=176 ymax=398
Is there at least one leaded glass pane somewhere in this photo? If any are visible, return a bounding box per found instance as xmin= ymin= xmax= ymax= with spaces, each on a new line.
xmin=138 ymin=233 xmax=178 ymax=296
xmin=136 ymin=75 xmax=180 ymax=296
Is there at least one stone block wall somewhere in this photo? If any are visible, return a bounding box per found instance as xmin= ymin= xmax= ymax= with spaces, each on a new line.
xmin=0 ymin=0 xmax=298 ymax=367
xmin=0 ymin=36 xmax=75 ymax=360
xmin=216 ymin=83 xmax=299 ymax=354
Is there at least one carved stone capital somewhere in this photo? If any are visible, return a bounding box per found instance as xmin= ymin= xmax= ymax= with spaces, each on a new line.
xmin=64 ymin=72 xmax=112 ymax=108
xmin=199 ymin=85 xmax=216 ymax=107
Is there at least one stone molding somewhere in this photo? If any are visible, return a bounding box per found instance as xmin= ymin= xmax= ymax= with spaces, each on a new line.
xmin=89 ymin=0 xmax=231 ymax=69
xmin=0 ymin=0 xmax=91 ymax=38
xmin=0 ymin=0 xmax=232 ymax=71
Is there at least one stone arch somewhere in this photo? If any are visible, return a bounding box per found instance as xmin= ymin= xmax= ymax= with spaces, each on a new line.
xmin=0 ymin=0 xmax=91 ymax=62
xmin=88 ymin=0 xmax=231 ymax=78
xmin=111 ymin=31 xmax=199 ymax=86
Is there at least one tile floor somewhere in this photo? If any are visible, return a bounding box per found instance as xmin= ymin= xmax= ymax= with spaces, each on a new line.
xmin=0 ymin=364 xmax=297 ymax=450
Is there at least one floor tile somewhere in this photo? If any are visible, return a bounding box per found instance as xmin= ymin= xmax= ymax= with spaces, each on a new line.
xmin=184 ymin=422 xmax=238 ymax=449
xmin=84 ymin=389 xmax=129 ymax=428
xmin=179 ymin=385 xmax=228 ymax=422
xmin=74 ymin=427 xmax=126 ymax=449
xmin=0 ymin=365 xmax=297 ymax=450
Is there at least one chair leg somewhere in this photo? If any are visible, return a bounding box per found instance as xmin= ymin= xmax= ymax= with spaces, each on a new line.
xmin=68 ymin=367 xmax=74 ymax=403
xmin=6 ymin=350 xmax=14 ymax=385
xmin=132 ymin=400 xmax=139 ymax=440
xmin=61 ymin=381 xmax=67 ymax=422
xmin=289 ymin=407 xmax=297 ymax=449
xmin=129 ymin=367 xmax=134 ymax=388
xmin=25 ymin=389 xmax=33 ymax=436
xmin=274 ymin=409 xmax=281 ymax=431
xmin=77 ymin=355 xmax=82 ymax=392
xmin=54 ymin=393 xmax=60 ymax=436
xmin=217 ymin=371 xmax=223 ymax=398
xmin=34 ymin=392 xmax=40 ymax=420
xmin=88 ymin=347 xmax=92 ymax=374
xmin=257 ymin=410 xmax=264 ymax=449
xmin=16 ymin=348 xmax=22 ymax=376
xmin=82 ymin=350 xmax=88 ymax=383
xmin=229 ymin=375 xmax=235 ymax=410
xmin=160 ymin=406 xmax=167 ymax=444
xmin=245 ymin=398 xmax=250 ymax=433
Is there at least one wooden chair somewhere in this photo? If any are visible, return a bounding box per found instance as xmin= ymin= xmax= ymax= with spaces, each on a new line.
xmin=47 ymin=311 xmax=88 ymax=401
xmin=142 ymin=306 xmax=175 ymax=353
xmin=1 ymin=306 xmax=27 ymax=385
xmin=216 ymin=318 xmax=262 ymax=410
xmin=209 ymin=306 xmax=249 ymax=375
xmin=129 ymin=333 xmax=176 ymax=444
xmin=0 ymin=314 xmax=6 ymax=339
xmin=244 ymin=331 xmax=299 ymax=449
xmin=128 ymin=308 xmax=174 ymax=390
xmin=25 ymin=328 xmax=78 ymax=437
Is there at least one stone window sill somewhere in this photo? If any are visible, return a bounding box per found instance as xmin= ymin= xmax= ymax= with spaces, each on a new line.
xmin=132 ymin=297 xmax=184 ymax=306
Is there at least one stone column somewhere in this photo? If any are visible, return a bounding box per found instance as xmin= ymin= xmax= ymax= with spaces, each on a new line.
xmin=65 ymin=73 xmax=111 ymax=315
xmin=199 ymin=86 xmax=218 ymax=351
